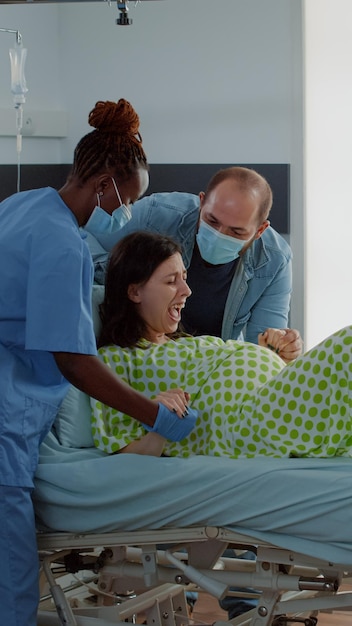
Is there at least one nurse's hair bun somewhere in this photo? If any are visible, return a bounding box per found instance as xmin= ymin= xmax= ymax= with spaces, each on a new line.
xmin=88 ymin=99 xmax=141 ymax=137
xmin=71 ymin=97 xmax=147 ymax=183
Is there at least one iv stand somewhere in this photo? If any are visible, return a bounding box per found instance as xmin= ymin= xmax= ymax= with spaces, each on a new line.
xmin=0 ymin=28 xmax=28 ymax=193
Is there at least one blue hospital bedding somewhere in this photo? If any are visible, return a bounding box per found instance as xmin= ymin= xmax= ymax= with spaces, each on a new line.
xmin=34 ymin=430 xmax=352 ymax=567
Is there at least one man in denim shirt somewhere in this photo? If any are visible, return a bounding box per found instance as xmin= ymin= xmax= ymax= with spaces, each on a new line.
xmin=86 ymin=166 xmax=292 ymax=345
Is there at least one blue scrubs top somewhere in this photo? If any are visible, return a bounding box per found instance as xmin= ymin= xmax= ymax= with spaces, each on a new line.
xmin=0 ymin=187 xmax=97 ymax=487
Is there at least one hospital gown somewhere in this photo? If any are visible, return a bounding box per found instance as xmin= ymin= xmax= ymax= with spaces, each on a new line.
xmin=91 ymin=327 xmax=352 ymax=458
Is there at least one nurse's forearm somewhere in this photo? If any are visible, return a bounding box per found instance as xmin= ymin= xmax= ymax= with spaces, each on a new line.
xmin=53 ymin=352 xmax=158 ymax=427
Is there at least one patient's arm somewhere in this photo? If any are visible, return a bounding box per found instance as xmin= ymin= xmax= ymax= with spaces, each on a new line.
xmin=119 ymin=432 xmax=166 ymax=456
xmin=119 ymin=389 xmax=190 ymax=456
xmin=258 ymin=328 xmax=303 ymax=363
xmin=117 ymin=389 xmax=190 ymax=456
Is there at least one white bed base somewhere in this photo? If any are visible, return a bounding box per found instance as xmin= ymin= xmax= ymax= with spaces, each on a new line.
xmin=37 ymin=526 xmax=352 ymax=626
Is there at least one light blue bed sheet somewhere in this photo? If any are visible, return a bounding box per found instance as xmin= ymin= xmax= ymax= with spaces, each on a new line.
xmin=34 ymin=430 xmax=352 ymax=567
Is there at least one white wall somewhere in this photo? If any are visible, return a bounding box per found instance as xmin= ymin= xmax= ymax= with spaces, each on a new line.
xmin=0 ymin=0 xmax=304 ymax=333
xmin=0 ymin=1 xmax=299 ymax=162
xmin=304 ymin=0 xmax=352 ymax=347
xmin=58 ymin=0 xmax=295 ymax=163
xmin=0 ymin=4 xmax=63 ymax=162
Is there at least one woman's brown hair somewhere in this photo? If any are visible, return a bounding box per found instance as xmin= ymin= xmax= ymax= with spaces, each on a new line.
xmin=98 ymin=231 xmax=183 ymax=349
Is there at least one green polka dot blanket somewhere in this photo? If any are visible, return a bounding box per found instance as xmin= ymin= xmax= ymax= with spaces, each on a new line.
xmin=91 ymin=326 xmax=352 ymax=458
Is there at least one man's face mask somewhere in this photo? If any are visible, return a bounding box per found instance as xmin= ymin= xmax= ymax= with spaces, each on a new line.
xmin=196 ymin=219 xmax=250 ymax=265
xmin=85 ymin=177 xmax=132 ymax=235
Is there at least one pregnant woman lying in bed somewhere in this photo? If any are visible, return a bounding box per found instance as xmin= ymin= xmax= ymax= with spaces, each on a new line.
xmin=91 ymin=231 xmax=352 ymax=459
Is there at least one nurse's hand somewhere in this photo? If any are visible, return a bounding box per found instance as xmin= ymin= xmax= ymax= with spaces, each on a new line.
xmin=154 ymin=388 xmax=190 ymax=418
xmin=259 ymin=328 xmax=303 ymax=363
xmin=145 ymin=403 xmax=198 ymax=442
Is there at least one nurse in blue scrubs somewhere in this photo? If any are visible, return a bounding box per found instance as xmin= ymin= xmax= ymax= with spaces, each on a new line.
xmin=0 ymin=98 xmax=196 ymax=626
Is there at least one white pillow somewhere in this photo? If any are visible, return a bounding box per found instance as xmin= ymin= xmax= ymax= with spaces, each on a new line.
xmin=54 ymin=284 xmax=105 ymax=448
xmin=55 ymin=385 xmax=94 ymax=448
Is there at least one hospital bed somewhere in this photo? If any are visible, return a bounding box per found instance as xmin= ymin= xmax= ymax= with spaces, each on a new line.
xmin=34 ymin=287 xmax=352 ymax=625
xmin=35 ymin=411 xmax=352 ymax=626
xmin=36 ymin=519 xmax=352 ymax=626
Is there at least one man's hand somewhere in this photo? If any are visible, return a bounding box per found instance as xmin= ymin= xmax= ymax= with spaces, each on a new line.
xmin=259 ymin=328 xmax=303 ymax=363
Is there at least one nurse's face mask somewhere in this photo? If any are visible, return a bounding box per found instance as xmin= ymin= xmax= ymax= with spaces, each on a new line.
xmin=85 ymin=177 xmax=132 ymax=235
xmin=196 ymin=219 xmax=250 ymax=265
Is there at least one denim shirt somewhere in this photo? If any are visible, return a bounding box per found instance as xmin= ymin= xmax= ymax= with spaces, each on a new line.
xmin=86 ymin=192 xmax=292 ymax=344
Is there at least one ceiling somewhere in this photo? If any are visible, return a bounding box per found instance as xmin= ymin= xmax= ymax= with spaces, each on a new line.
xmin=0 ymin=1 xmax=161 ymax=3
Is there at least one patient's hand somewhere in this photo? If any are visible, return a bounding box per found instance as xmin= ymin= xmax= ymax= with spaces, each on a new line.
xmin=258 ymin=328 xmax=303 ymax=363
xmin=119 ymin=432 xmax=166 ymax=457
xmin=155 ymin=388 xmax=190 ymax=418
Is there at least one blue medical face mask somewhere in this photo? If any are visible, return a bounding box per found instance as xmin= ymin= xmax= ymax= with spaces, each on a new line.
xmin=196 ymin=219 xmax=250 ymax=265
xmin=85 ymin=177 xmax=132 ymax=235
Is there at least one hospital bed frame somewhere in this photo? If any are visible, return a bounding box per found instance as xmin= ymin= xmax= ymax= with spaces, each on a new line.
xmin=37 ymin=525 xmax=352 ymax=626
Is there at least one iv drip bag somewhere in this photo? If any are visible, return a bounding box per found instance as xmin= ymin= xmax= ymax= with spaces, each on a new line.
xmin=9 ymin=42 xmax=28 ymax=107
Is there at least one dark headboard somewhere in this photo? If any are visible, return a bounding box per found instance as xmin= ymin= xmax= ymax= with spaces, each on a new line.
xmin=0 ymin=163 xmax=289 ymax=234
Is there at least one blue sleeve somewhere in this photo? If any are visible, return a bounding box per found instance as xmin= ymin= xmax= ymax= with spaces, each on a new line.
xmin=89 ymin=195 xmax=155 ymax=253
xmin=26 ymin=229 xmax=96 ymax=354
xmin=84 ymin=196 xmax=155 ymax=284
xmin=89 ymin=192 xmax=200 ymax=254
xmin=84 ymin=192 xmax=199 ymax=284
